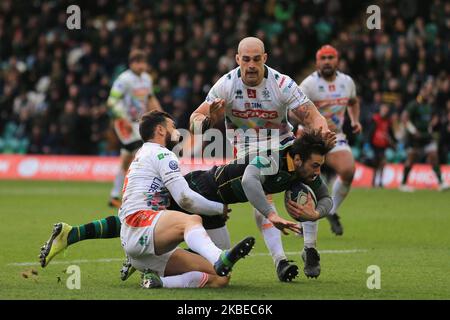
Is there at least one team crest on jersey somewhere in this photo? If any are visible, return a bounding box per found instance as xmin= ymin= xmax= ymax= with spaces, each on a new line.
xmin=169 ymin=160 xmax=179 ymax=170
xmin=262 ymin=88 xmax=271 ymax=100
xmin=235 ymin=89 xmax=243 ymax=99
xmin=318 ymin=85 xmax=325 ymax=92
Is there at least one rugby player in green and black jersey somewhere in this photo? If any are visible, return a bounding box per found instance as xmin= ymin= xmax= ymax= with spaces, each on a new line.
xmin=399 ymin=80 xmax=449 ymax=192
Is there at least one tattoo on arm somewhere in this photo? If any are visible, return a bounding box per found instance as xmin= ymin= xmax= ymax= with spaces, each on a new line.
xmin=295 ymin=101 xmax=314 ymax=123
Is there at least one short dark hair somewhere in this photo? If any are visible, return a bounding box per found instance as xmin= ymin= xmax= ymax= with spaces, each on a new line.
xmin=139 ymin=111 xmax=174 ymax=141
xmin=128 ymin=49 xmax=147 ymax=64
xmin=288 ymin=129 xmax=332 ymax=161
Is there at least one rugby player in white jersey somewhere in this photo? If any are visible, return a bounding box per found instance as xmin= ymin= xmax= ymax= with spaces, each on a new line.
xmin=299 ymin=45 xmax=362 ymax=237
xmin=189 ymin=37 xmax=335 ymax=281
xmin=119 ymin=111 xmax=255 ymax=288
xmin=107 ymin=49 xmax=162 ymax=208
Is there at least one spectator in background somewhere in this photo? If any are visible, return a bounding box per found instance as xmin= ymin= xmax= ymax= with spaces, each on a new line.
xmin=369 ymin=104 xmax=396 ymax=187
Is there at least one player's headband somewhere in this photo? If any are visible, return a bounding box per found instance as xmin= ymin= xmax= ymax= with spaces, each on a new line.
xmin=316 ymin=45 xmax=339 ymax=61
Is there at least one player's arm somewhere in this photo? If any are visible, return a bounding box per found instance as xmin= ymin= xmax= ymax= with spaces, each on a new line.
xmin=347 ymin=97 xmax=362 ymax=133
xmin=159 ymin=154 xmax=226 ymax=216
xmin=402 ymin=103 xmax=419 ymax=136
xmin=347 ymin=78 xmax=362 ymax=133
xmin=147 ymin=95 xmax=162 ymax=112
xmin=165 ymin=179 xmax=226 ymax=216
xmin=106 ymin=84 xmax=126 ymax=119
xmin=291 ymin=100 xmax=329 ymax=132
xmin=241 ymin=163 xmax=301 ymax=235
xmin=189 ymin=75 xmax=227 ymax=133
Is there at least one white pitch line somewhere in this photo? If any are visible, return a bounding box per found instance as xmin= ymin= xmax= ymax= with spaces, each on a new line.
xmin=7 ymin=249 xmax=367 ymax=267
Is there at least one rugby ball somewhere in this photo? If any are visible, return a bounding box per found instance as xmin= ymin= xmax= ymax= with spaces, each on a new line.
xmin=285 ymin=181 xmax=317 ymax=221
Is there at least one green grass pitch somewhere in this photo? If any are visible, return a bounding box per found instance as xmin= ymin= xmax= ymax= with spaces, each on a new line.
xmin=0 ymin=180 xmax=449 ymax=300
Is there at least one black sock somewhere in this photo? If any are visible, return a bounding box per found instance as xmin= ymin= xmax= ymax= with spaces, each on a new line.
xmin=402 ymin=165 xmax=412 ymax=185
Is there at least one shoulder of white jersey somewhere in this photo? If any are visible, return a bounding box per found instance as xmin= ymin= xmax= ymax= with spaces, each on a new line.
xmin=117 ymin=69 xmax=133 ymax=80
xmin=299 ymin=71 xmax=319 ymax=87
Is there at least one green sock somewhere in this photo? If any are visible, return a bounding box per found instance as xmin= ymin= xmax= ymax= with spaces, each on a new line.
xmin=67 ymin=216 xmax=121 ymax=245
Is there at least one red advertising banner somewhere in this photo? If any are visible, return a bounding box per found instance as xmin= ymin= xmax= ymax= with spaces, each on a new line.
xmin=0 ymin=155 xmax=449 ymax=189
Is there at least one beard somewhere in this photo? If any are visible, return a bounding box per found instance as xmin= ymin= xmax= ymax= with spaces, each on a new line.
xmin=165 ymin=131 xmax=180 ymax=151
xmin=320 ymin=66 xmax=335 ymax=78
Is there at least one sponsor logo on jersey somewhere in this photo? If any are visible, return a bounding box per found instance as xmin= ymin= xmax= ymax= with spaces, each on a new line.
xmin=247 ymin=89 xmax=257 ymax=98
xmin=148 ymin=177 xmax=162 ymax=192
xmin=244 ymin=102 xmax=262 ymax=109
xmin=157 ymin=153 xmax=165 ymax=160
xmin=169 ymin=160 xmax=179 ymax=170
xmin=231 ymin=109 xmax=278 ymax=119
xmin=235 ymin=89 xmax=243 ymax=99
xmin=314 ymin=98 xmax=350 ymax=108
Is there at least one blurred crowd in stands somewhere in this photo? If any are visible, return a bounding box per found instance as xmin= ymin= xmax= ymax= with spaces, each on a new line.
xmin=0 ymin=0 xmax=449 ymax=164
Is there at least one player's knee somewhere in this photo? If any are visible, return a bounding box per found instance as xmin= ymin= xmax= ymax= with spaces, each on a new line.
xmin=207 ymin=275 xmax=230 ymax=288
xmin=189 ymin=214 xmax=203 ymax=225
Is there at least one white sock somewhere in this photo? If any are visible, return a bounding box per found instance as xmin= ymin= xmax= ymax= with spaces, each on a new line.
xmin=184 ymin=226 xmax=222 ymax=264
xmin=331 ymin=178 xmax=351 ymax=214
xmin=206 ymin=226 xmax=231 ymax=250
xmin=302 ymin=221 xmax=318 ymax=248
xmin=161 ymin=271 xmax=209 ymax=288
xmin=110 ymin=168 xmax=125 ymax=198
xmin=254 ymin=208 xmax=286 ymax=266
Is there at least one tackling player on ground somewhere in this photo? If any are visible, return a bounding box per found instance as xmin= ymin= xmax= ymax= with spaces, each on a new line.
xmin=107 ymin=49 xmax=162 ymax=208
xmin=299 ymin=45 xmax=362 ymax=237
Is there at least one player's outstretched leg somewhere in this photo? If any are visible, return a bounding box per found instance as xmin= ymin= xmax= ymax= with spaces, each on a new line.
xmin=214 ymin=236 xmax=255 ymax=277
xmin=254 ymin=205 xmax=299 ymax=282
xmin=39 ymin=216 xmax=121 ymax=267
xmin=302 ymin=221 xmax=321 ymax=278
xmin=153 ymin=211 xmax=255 ymax=278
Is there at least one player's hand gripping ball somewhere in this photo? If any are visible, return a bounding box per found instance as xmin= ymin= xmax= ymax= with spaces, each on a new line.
xmin=285 ymin=181 xmax=317 ymax=221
